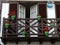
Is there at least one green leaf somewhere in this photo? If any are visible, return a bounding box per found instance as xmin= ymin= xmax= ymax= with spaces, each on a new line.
xmin=11 ymin=15 xmax=15 ymax=20
xmin=44 ymin=31 xmax=49 ymax=37
xmin=5 ymin=23 xmax=9 ymax=29
xmin=37 ymin=16 xmax=41 ymax=21
xmin=50 ymin=23 xmax=55 ymax=28
xmin=21 ymin=32 xmax=26 ymax=36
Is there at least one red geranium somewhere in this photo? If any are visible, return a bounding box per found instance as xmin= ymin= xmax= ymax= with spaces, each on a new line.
xmin=43 ymin=26 xmax=50 ymax=32
xmin=10 ymin=10 xmax=16 ymax=15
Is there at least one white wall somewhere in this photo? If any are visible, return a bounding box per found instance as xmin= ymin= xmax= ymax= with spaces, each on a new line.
xmin=1 ymin=3 xmax=9 ymax=37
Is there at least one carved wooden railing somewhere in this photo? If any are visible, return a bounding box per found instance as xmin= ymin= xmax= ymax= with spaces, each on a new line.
xmin=2 ymin=18 xmax=18 ymax=38
xmin=2 ymin=18 xmax=60 ymax=41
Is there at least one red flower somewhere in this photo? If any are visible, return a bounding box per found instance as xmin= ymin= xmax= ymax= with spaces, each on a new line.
xmin=10 ymin=10 xmax=16 ymax=15
xmin=43 ymin=26 xmax=49 ymax=32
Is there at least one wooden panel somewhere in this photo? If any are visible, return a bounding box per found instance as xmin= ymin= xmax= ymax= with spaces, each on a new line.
xmin=38 ymin=4 xmax=47 ymax=18
xmin=55 ymin=4 xmax=60 ymax=18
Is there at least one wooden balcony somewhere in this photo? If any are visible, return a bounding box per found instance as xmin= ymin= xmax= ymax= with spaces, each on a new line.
xmin=2 ymin=18 xmax=60 ymax=44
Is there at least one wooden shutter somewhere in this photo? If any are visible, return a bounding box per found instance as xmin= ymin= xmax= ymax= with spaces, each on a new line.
xmin=38 ymin=4 xmax=47 ymax=18
xmin=55 ymin=4 xmax=60 ymax=18
xmin=9 ymin=4 xmax=17 ymax=19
